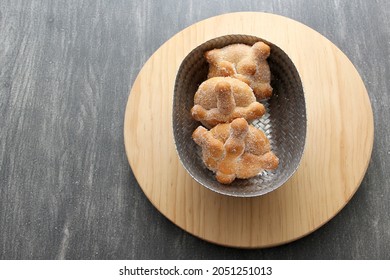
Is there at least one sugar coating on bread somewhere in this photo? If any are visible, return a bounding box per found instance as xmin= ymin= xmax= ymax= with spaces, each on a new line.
xmin=205 ymin=42 xmax=273 ymax=100
xmin=192 ymin=118 xmax=279 ymax=184
xmin=191 ymin=77 xmax=265 ymax=128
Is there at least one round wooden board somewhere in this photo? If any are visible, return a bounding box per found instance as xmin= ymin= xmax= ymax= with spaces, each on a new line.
xmin=124 ymin=12 xmax=374 ymax=248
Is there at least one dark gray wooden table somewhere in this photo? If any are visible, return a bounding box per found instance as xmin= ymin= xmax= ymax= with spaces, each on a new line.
xmin=1 ymin=0 xmax=389 ymax=260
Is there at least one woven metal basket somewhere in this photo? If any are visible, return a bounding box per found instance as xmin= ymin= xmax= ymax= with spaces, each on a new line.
xmin=173 ymin=34 xmax=306 ymax=197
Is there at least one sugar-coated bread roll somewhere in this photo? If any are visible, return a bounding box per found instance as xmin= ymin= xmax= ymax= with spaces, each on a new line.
xmin=192 ymin=118 xmax=279 ymax=184
xmin=191 ymin=77 xmax=265 ymax=128
xmin=205 ymin=42 xmax=273 ymax=100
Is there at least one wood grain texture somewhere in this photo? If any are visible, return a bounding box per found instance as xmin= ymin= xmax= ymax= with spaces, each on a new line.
xmin=0 ymin=0 xmax=389 ymax=259
xmin=124 ymin=12 xmax=374 ymax=248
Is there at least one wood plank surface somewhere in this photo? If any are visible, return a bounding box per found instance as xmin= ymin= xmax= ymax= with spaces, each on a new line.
xmin=0 ymin=0 xmax=389 ymax=259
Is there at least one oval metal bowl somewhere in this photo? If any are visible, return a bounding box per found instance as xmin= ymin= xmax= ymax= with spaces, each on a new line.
xmin=173 ymin=34 xmax=306 ymax=197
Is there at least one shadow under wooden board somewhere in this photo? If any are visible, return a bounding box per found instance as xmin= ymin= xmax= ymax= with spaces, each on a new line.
xmin=124 ymin=12 xmax=374 ymax=248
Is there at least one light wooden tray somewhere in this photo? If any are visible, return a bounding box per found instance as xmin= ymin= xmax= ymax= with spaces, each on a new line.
xmin=124 ymin=12 xmax=374 ymax=248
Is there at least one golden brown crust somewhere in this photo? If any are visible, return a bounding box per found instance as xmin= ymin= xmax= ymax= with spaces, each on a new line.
xmin=205 ymin=42 xmax=273 ymax=99
xmin=192 ymin=118 xmax=279 ymax=184
xmin=191 ymin=77 xmax=265 ymax=128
